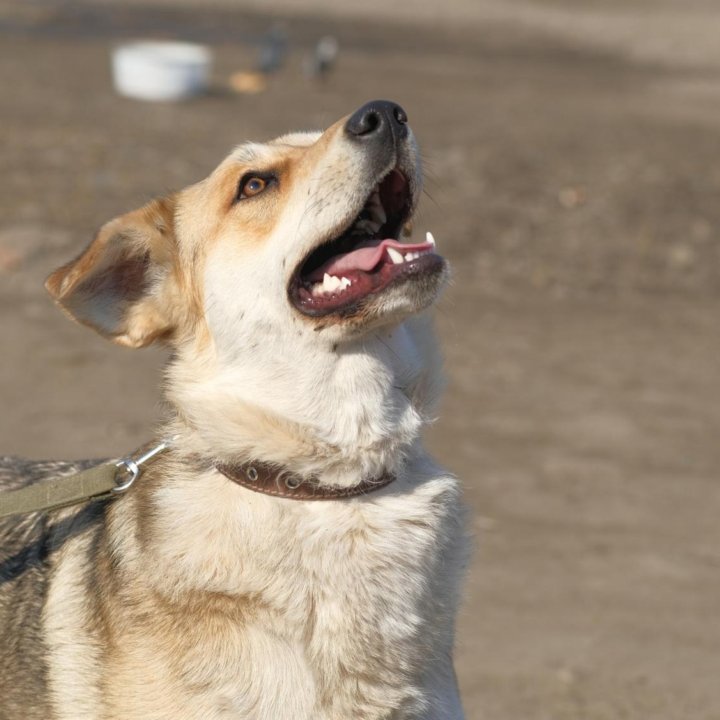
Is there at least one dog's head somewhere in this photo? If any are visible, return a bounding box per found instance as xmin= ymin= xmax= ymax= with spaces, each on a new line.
xmin=46 ymin=100 xmax=446 ymax=351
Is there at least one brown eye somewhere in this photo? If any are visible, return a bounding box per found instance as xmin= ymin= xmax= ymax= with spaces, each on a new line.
xmin=234 ymin=171 xmax=277 ymax=203
xmin=238 ymin=175 xmax=270 ymax=200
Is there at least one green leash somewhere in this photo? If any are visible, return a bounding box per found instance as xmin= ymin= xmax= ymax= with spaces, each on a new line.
xmin=0 ymin=440 xmax=170 ymax=519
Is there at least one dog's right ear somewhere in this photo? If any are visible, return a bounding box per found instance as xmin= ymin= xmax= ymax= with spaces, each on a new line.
xmin=45 ymin=196 xmax=180 ymax=348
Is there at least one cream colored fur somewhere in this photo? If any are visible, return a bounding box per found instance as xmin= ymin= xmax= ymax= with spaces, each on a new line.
xmin=38 ymin=109 xmax=469 ymax=719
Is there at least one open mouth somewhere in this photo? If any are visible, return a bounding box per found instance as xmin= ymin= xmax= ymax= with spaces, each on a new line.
xmin=289 ymin=169 xmax=442 ymax=317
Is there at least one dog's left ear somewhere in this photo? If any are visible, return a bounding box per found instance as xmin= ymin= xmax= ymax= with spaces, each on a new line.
xmin=46 ymin=196 xmax=180 ymax=348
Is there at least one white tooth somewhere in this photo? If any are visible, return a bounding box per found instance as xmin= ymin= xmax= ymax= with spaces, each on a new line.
xmin=405 ymin=252 xmax=420 ymax=262
xmin=426 ymin=231 xmax=436 ymax=247
xmin=387 ymin=247 xmax=404 ymax=264
xmin=340 ymin=277 xmax=352 ymax=289
xmin=311 ymin=282 xmax=324 ymax=296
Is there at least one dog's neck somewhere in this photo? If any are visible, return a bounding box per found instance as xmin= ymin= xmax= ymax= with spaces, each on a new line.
xmin=165 ymin=316 xmax=442 ymax=487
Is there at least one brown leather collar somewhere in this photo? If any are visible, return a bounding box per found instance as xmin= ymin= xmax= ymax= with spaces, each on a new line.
xmin=215 ymin=461 xmax=396 ymax=500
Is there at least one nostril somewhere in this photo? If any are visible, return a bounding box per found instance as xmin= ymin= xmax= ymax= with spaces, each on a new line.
xmin=348 ymin=109 xmax=382 ymax=137
xmin=363 ymin=110 xmax=381 ymax=135
xmin=393 ymin=106 xmax=408 ymax=124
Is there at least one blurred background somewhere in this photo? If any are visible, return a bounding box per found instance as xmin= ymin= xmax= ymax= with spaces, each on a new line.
xmin=2 ymin=0 xmax=720 ymax=717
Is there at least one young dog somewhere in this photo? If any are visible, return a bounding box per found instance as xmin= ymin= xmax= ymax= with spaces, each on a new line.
xmin=0 ymin=100 xmax=468 ymax=719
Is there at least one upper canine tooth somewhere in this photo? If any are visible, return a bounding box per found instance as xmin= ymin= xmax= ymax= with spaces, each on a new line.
xmin=387 ymin=247 xmax=404 ymax=264
xmin=426 ymin=231 xmax=436 ymax=247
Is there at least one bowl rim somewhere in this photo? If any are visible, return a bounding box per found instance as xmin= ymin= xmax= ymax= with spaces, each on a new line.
xmin=112 ymin=40 xmax=212 ymax=65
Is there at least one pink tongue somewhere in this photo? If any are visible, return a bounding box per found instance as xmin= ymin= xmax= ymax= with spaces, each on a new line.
xmin=307 ymin=239 xmax=433 ymax=281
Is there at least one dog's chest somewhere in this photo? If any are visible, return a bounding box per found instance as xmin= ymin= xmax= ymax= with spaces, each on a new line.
xmin=141 ymin=474 xmax=464 ymax=719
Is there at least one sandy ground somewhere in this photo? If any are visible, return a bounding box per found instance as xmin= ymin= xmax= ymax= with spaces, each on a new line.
xmin=82 ymin=0 xmax=720 ymax=69
xmin=1 ymin=1 xmax=720 ymax=717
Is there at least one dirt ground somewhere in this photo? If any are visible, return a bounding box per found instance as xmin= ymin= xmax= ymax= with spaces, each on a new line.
xmin=1 ymin=1 xmax=720 ymax=718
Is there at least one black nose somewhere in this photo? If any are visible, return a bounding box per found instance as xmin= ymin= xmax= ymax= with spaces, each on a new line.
xmin=345 ymin=100 xmax=408 ymax=142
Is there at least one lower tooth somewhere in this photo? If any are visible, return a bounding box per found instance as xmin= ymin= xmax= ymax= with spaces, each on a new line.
xmin=322 ymin=273 xmax=341 ymax=293
xmin=387 ymin=247 xmax=404 ymax=264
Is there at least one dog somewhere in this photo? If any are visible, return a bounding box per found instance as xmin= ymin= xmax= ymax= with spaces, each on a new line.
xmin=0 ymin=100 xmax=468 ymax=719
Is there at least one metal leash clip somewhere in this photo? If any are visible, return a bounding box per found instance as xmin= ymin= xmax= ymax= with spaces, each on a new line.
xmin=114 ymin=439 xmax=171 ymax=494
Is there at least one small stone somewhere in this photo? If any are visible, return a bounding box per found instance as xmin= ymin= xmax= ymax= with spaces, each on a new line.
xmin=668 ymin=244 xmax=695 ymax=269
xmin=558 ymin=187 xmax=587 ymax=209
xmin=0 ymin=246 xmax=24 ymax=272
xmin=556 ymin=667 xmax=576 ymax=686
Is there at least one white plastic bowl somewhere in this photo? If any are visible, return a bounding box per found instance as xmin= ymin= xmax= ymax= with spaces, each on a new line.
xmin=111 ymin=41 xmax=212 ymax=102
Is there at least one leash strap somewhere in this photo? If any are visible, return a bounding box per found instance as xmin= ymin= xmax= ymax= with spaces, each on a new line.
xmin=0 ymin=440 xmax=170 ymax=519
xmin=0 ymin=463 xmax=119 ymax=519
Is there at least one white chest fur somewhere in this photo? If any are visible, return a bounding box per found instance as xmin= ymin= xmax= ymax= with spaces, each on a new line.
xmin=124 ymin=456 xmax=467 ymax=720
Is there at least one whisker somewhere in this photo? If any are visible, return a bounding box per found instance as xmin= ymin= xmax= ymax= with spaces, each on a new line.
xmin=422 ymin=188 xmax=440 ymax=208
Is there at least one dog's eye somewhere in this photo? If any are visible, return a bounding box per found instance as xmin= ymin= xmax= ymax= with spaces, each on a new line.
xmin=241 ymin=177 xmax=266 ymax=197
xmin=236 ymin=173 xmax=275 ymax=201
